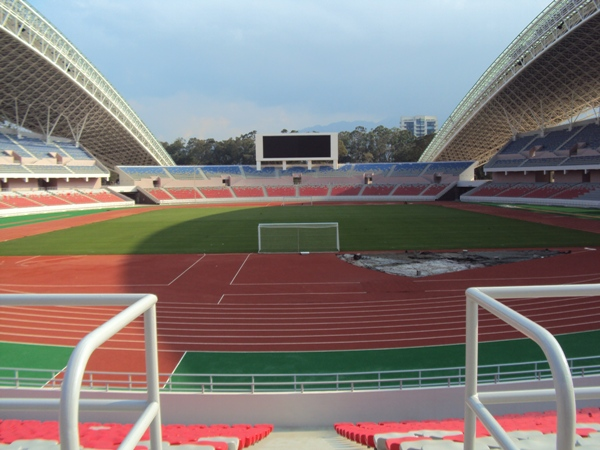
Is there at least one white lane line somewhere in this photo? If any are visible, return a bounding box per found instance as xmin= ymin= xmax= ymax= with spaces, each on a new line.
xmin=168 ymin=254 xmax=207 ymax=286
xmin=230 ymin=254 xmax=251 ymax=285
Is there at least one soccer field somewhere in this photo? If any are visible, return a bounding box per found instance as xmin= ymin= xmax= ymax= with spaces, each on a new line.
xmin=1 ymin=203 xmax=600 ymax=255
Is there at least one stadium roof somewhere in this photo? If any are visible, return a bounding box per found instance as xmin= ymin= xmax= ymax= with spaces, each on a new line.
xmin=420 ymin=0 xmax=600 ymax=166
xmin=0 ymin=0 xmax=174 ymax=168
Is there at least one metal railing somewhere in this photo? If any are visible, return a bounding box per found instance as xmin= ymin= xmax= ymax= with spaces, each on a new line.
xmin=0 ymin=294 xmax=162 ymax=450
xmin=465 ymin=284 xmax=600 ymax=450
xmin=2 ymin=355 xmax=598 ymax=394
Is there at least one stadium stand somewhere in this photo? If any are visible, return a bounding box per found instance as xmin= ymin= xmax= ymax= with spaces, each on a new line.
xmin=570 ymin=123 xmax=600 ymax=151
xmin=112 ymin=161 xmax=474 ymax=205
xmin=361 ymin=184 xmax=395 ymax=196
xmin=241 ymin=166 xmax=277 ymax=178
xmin=232 ymin=186 xmax=265 ymax=198
xmin=118 ymin=166 xmax=170 ymax=181
xmin=335 ymin=408 xmax=600 ymax=450
xmin=78 ymin=189 xmax=127 ymax=203
xmin=23 ymin=191 xmax=70 ymax=206
xmin=0 ymin=192 xmax=43 ymax=208
xmin=52 ymin=190 xmax=98 ymax=204
xmin=164 ymin=187 xmax=203 ymax=200
xmin=298 ymin=185 xmax=329 ymax=196
xmin=391 ymin=184 xmax=428 ymax=196
xmin=201 ymin=166 xmax=242 ymax=179
xmin=199 ymin=186 xmax=234 ymax=199
xmin=0 ymin=419 xmax=273 ymax=450
xmin=146 ymin=188 xmax=174 ymax=201
xmin=55 ymin=141 xmax=95 ymax=160
xmin=265 ymin=186 xmax=297 ymax=197
xmin=421 ymin=183 xmax=449 ymax=196
xmin=165 ymin=166 xmax=206 ymax=180
xmin=330 ymin=185 xmax=362 ymax=196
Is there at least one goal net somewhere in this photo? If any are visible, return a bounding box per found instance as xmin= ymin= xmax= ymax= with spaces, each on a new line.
xmin=258 ymin=222 xmax=340 ymax=253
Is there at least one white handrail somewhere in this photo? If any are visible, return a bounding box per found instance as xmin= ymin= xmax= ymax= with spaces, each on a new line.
xmin=0 ymin=294 xmax=162 ymax=450
xmin=464 ymin=284 xmax=600 ymax=450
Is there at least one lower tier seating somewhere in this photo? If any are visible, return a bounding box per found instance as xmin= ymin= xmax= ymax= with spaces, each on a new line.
xmin=0 ymin=420 xmax=273 ymax=450
xmin=335 ymin=407 xmax=600 ymax=450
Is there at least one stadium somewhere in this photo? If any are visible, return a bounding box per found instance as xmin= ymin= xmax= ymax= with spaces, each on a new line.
xmin=1 ymin=0 xmax=600 ymax=449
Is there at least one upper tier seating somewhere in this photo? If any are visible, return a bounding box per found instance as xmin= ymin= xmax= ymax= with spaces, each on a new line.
xmin=521 ymin=157 xmax=567 ymax=167
xmin=526 ymin=126 xmax=584 ymax=152
xmin=242 ymin=166 xmax=277 ymax=178
xmin=280 ymin=166 xmax=312 ymax=175
xmin=0 ymin=164 xmax=31 ymax=174
xmin=56 ymin=141 xmax=94 ymax=160
xmin=562 ymin=155 xmax=600 ymax=166
xmin=1 ymin=135 xmax=63 ymax=159
xmin=354 ymin=163 xmax=395 ymax=175
xmin=498 ymin=136 xmax=539 ymax=155
xmin=389 ymin=163 xmax=427 ymax=177
xmin=25 ymin=165 xmax=72 ymax=174
xmin=486 ymin=158 xmax=525 ymax=169
xmin=201 ymin=166 xmax=242 ymax=179
xmin=165 ymin=166 xmax=206 ymax=180
xmin=0 ymin=133 xmax=33 ymax=157
xmin=569 ymin=123 xmax=600 ymax=150
xmin=423 ymin=161 xmax=472 ymax=175
xmin=120 ymin=166 xmax=170 ymax=181
xmin=66 ymin=165 xmax=109 ymax=175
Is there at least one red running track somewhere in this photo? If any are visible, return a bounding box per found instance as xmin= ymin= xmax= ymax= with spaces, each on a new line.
xmin=1 ymin=203 xmax=600 ymax=375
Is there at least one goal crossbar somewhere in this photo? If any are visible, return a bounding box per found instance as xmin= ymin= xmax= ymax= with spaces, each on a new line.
xmin=258 ymin=222 xmax=339 ymax=253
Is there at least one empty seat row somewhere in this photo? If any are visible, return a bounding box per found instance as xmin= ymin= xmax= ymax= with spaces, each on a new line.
xmin=0 ymin=419 xmax=273 ymax=450
xmin=335 ymin=407 xmax=600 ymax=450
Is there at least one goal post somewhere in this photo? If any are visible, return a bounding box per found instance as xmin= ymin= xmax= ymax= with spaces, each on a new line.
xmin=258 ymin=222 xmax=340 ymax=253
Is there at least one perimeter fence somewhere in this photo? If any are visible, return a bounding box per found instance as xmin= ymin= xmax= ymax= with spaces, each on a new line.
xmin=2 ymin=355 xmax=599 ymax=394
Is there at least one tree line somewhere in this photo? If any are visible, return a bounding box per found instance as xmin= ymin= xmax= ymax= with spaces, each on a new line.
xmin=162 ymin=126 xmax=434 ymax=166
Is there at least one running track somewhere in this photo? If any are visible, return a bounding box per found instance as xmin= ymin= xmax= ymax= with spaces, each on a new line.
xmin=1 ymin=203 xmax=600 ymax=376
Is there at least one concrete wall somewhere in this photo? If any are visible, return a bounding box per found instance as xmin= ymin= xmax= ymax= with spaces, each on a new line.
xmin=2 ymin=376 xmax=598 ymax=428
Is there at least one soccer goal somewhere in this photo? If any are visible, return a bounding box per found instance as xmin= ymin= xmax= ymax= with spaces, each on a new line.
xmin=258 ymin=222 xmax=340 ymax=253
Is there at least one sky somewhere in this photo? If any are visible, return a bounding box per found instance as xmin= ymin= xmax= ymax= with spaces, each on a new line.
xmin=27 ymin=0 xmax=551 ymax=143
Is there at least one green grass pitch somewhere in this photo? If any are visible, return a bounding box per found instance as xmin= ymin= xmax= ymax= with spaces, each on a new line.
xmin=1 ymin=203 xmax=600 ymax=255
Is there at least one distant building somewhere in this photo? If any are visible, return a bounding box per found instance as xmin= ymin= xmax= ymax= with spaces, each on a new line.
xmin=400 ymin=116 xmax=437 ymax=138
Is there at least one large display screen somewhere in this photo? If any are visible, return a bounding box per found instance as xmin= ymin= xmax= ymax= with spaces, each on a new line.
xmin=262 ymin=134 xmax=332 ymax=159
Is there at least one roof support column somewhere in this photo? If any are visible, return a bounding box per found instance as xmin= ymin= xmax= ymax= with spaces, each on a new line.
xmin=14 ymin=99 xmax=32 ymax=139
xmin=66 ymin=112 xmax=90 ymax=148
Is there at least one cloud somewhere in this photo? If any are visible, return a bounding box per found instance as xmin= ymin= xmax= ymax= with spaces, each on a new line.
xmin=130 ymin=92 xmax=374 ymax=141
